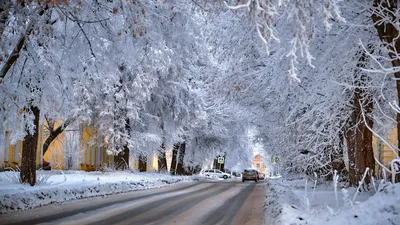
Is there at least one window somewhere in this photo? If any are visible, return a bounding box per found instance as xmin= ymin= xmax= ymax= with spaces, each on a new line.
xmin=256 ymin=163 xmax=260 ymax=169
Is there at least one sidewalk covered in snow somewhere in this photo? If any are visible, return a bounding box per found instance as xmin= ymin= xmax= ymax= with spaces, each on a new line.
xmin=264 ymin=177 xmax=400 ymax=225
xmin=0 ymin=170 xmax=202 ymax=214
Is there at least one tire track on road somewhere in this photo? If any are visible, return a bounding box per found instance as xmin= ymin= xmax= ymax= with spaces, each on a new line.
xmin=114 ymin=184 xmax=234 ymax=225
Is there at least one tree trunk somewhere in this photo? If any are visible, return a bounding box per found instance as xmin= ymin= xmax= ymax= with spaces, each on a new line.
xmin=346 ymin=84 xmax=374 ymax=186
xmin=170 ymin=143 xmax=179 ymax=175
xmin=138 ymin=154 xmax=147 ymax=172
xmin=158 ymin=143 xmax=167 ymax=172
xmin=372 ymin=0 xmax=400 ymax=156
xmin=175 ymin=142 xmax=185 ymax=175
xmin=20 ymin=106 xmax=40 ymax=186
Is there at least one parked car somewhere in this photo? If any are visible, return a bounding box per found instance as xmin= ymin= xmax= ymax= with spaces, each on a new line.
xmin=202 ymin=169 xmax=231 ymax=179
xmin=242 ymin=168 xmax=259 ymax=182
xmin=258 ymin=172 xmax=265 ymax=180
xmin=42 ymin=160 xmax=51 ymax=171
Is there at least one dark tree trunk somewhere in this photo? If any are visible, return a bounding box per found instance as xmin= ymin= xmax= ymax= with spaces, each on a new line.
xmin=372 ymin=0 xmax=400 ymax=163
xmin=344 ymin=45 xmax=375 ymax=186
xmin=158 ymin=143 xmax=167 ymax=172
xmin=170 ymin=143 xmax=179 ymax=175
xmin=20 ymin=106 xmax=40 ymax=186
xmin=346 ymin=80 xmax=374 ymax=186
xmin=175 ymin=142 xmax=185 ymax=175
xmin=138 ymin=154 xmax=147 ymax=172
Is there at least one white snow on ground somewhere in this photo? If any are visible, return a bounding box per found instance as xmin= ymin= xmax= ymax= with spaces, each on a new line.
xmin=265 ymin=177 xmax=400 ymax=225
xmin=0 ymin=170 xmax=204 ymax=214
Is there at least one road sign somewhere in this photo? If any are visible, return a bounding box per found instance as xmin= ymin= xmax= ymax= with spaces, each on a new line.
xmin=218 ymin=156 xmax=224 ymax=164
xmin=272 ymin=156 xmax=280 ymax=164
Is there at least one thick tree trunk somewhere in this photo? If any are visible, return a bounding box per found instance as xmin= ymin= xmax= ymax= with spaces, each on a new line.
xmin=346 ymin=86 xmax=374 ymax=186
xmin=175 ymin=142 xmax=185 ymax=175
xmin=138 ymin=154 xmax=147 ymax=172
xmin=372 ymin=0 xmax=400 ymax=154
xmin=157 ymin=143 xmax=167 ymax=172
xmin=170 ymin=143 xmax=179 ymax=175
xmin=20 ymin=106 xmax=40 ymax=186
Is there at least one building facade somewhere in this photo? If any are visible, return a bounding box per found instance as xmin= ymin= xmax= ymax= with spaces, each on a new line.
xmin=252 ymin=154 xmax=268 ymax=174
xmin=372 ymin=127 xmax=398 ymax=177
xmin=1 ymin=121 xmax=158 ymax=172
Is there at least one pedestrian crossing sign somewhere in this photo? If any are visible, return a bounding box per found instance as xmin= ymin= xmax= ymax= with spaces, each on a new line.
xmin=218 ymin=156 xmax=224 ymax=164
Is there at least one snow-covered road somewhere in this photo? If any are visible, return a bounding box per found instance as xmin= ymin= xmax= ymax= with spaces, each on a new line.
xmin=0 ymin=180 xmax=265 ymax=225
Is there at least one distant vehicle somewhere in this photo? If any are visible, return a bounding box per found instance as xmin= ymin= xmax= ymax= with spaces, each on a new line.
xmin=231 ymin=171 xmax=242 ymax=177
xmin=202 ymin=169 xmax=231 ymax=179
xmin=242 ymin=169 xmax=259 ymax=182
xmin=258 ymin=172 xmax=265 ymax=180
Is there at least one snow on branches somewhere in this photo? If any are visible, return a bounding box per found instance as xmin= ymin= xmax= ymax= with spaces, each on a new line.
xmin=224 ymin=0 xmax=345 ymax=82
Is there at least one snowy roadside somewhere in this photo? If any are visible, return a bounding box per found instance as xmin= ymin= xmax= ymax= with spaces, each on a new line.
xmin=264 ymin=178 xmax=308 ymax=225
xmin=0 ymin=170 xmax=205 ymax=214
xmin=264 ymin=177 xmax=400 ymax=225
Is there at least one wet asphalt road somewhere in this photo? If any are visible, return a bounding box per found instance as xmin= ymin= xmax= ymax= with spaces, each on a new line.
xmin=0 ymin=179 xmax=265 ymax=225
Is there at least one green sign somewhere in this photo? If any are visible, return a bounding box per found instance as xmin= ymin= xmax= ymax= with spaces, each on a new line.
xmin=218 ymin=156 xmax=224 ymax=164
xmin=272 ymin=156 xmax=280 ymax=164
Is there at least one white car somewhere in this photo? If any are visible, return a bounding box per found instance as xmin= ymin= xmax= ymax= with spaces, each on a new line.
xmin=202 ymin=169 xmax=231 ymax=179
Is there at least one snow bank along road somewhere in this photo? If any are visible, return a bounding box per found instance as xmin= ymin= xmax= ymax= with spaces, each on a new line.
xmin=0 ymin=180 xmax=265 ymax=225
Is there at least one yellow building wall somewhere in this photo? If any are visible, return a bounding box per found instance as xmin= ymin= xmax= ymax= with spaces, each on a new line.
xmin=43 ymin=121 xmax=65 ymax=170
xmin=253 ymin=154 xmax=267 ymax=173
xmin=148 ymin=153 xmax=158 ymax=172
xmin=41 ymin=122 xmax=114 ymax=171
xmin=132 ymin=153 xmax=158 ymax=171
xmin=5 ymin=134 xmax=30 ymax=169
xmin=4 ymin=120 xmax=165 ymax=172
xmin=5 ymin=120 xmax=113 ymax=172
xmin=373 ymin=127 xmax=398 ymax=174
xmin=79 ymin=125 xmax=111 ymax=171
